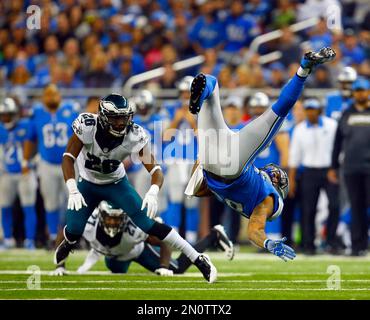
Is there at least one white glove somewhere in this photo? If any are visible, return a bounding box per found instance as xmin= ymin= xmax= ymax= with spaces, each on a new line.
xmin=66 ymin=179 xmax=87 ymax=211
xmin=50 ymin=266 xmax=67 ymax=276
xmin=141 ymin=184 xmax=159 ymax=219
xmin=154 ymin=268 xmax=174 ymax=276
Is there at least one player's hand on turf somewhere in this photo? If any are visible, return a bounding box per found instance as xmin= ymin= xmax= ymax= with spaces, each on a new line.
xmin=66 ymin=179 xmax=87 ymax=211
xmin=50 ymin=266 xmax=68 ymax=276
xmin=141 ymin=185 xmax=159 ymax=219
xmin=154 ymin=268 xmax=174 ymax=276
xmin=264 ymin=237 xmax=296 ymax=262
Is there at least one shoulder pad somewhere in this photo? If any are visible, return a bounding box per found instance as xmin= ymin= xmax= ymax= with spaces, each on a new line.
xmin=72 ymin=113 xmax=97 ymax=144
xmin=127 ymin=123 xmax=149 ymax=153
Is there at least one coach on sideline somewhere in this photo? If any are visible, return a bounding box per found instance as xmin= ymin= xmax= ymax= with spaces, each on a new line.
xmin=328 ymin=78 xmax=370 ymax=257
xmin=289 ymin=99 xmax=339 ymax=254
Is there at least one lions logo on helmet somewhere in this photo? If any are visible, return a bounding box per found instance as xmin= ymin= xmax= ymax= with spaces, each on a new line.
xmin=260 ymin=163 xmax=289 ymax=199
xmin=98 ymin=93 xmax=134 ymax=137
xmin=98 ymin=201 xmax=125 ymax=238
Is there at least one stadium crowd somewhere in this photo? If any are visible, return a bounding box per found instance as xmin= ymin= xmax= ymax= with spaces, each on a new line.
xmin=0 ymin=0 xmax=369 ymax=256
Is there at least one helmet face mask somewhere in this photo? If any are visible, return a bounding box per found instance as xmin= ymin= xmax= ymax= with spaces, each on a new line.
xmin=98 ymin=201 xmax=125 ymax=238
xmin=260 ymin=163 xmax=289 ymax=200
xmin=98 ymin=94 xmax=134 ymax=137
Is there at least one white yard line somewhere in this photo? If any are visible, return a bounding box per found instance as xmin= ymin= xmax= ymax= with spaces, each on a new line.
xmin=0 ymin=251 xmax=369 ymax=261
xmin=0 ymin=279 xmax=369 ymax=284
xmin=0 ymin=270 xmax=369 ymax=276
xmin=1 ymin=287 xmax=369 ymax=291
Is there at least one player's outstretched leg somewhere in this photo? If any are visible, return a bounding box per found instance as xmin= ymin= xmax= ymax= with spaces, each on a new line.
xmin=232 ymin=47 xmax=336 ymax=174
xmin=189 ymin=73 xmax=217 ymax=114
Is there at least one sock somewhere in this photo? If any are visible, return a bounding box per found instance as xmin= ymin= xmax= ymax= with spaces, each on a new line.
xmin=272 ymin=74 xmax=306 ymax=117
xmin=23 ymin=206 xmax=37 ymax=240
xmin=1 ymin=207 xmax=13 ymax=239
xmin=297 ymin=66 xmax=311 ymax=78
xmin=46 ymin=210 xmax=59 ymax=240
xmin=163 ymin=229 xmax=200 ymax=263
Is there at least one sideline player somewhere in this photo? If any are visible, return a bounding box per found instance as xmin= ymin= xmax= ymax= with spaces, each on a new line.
xmin=185 ymin=47 xmax=336 ymax=261
xmin=54 ymin=201 xmax=234 ymax=275
xmin=54 ymin=93 xmax=217 ymax=282
xmin=0 ymin=98 xmax=37 ymax=249
xmin=23 ymin=84 xmax=79 ymax=247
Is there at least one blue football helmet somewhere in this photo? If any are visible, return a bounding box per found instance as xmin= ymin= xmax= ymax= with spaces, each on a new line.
xmin=260 ymin=163 xmax=289 ymax=199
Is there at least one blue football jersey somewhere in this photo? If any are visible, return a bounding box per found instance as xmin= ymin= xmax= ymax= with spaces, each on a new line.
xmin=325 ymin=92 xmax=352 ymax=121
xmin=27 ymin=102 xmax=79 ymax=164
xmin=0 ymin=119 xmax=30 ymax=173
xmin=204 ymin=164 xmax=280 ymax=219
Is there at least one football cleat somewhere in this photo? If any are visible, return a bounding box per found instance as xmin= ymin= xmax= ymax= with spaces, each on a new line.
xmin=300 ymin=47 xmax=336 ymax=71
xmin=213 ymin=225 xmax=235 ymax=260
xmin=54 ymin=239 xmax=76 ymax=265
xmin=194 ymin=254 xmax=217 ymax=283
xmin=189 ymin=73 xmax=217 ymax=114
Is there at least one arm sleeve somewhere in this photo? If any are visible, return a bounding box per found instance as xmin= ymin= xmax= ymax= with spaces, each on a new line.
xmin=77 ymin=249 xmax=101 ymax=273
xmin=331 ymin=117 xmax=343 ymax=169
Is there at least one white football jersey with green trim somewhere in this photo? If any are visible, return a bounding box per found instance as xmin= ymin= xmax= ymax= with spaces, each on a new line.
xmin=72 ymin=113 xmax=148 ymax=185
xmin=83 ymin=208 xmax=148 ymax=261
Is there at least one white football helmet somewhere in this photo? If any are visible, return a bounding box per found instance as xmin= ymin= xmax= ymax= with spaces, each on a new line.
xmin=0 ymin=97 xmax=19 ymax=129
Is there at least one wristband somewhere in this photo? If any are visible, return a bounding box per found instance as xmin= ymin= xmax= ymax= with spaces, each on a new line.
xmin=63 ymin=153 xmax=76 ymax=161
xmin=149 ymin=165 xmax=161 ymax=176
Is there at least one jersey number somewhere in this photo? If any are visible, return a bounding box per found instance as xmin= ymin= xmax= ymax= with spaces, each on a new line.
xmin=81 ymin=114 xmax=96 ymax=126
xmin=4 ymin=144 xmax=22 ymax=165
xmin=42 ymin=123 xmax=69 ymax=148
xmin=85 ymin=152 xmax=121 ymax=174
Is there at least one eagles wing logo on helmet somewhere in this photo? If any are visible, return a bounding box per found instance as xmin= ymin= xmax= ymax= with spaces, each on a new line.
xmin=98 ymin=93 xmax=134 ymax=137
xmin=98 ymin=201 xmax=125 ymax=238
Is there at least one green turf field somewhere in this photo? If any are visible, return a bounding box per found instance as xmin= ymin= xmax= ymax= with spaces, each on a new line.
xmin=0 ymin=248 xmax=369 ymax=300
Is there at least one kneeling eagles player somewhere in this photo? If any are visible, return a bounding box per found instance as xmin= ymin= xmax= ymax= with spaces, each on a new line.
xmin=55 ymin=93 xmax=217 ymax=282
xmin=54 ymin=201 xmax=234 ymax=275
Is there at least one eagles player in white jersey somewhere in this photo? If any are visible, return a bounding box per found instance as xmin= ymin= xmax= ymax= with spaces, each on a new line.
xmin=54 ymin=93 xmax=217 ymax=282
xmin=54 ymin=201 xmax=234 ymax=276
